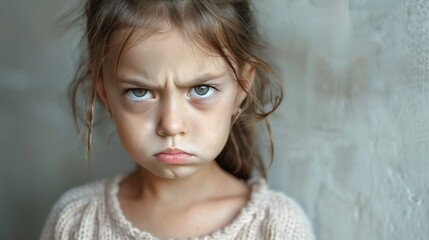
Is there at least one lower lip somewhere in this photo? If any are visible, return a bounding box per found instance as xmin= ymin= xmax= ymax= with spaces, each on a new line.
xmin=155 ymin=153 xmax=193 ymax=164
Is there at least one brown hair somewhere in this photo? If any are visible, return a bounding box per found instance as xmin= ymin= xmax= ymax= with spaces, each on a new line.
xmin=70 ymin=0 xmax=282 ymax=181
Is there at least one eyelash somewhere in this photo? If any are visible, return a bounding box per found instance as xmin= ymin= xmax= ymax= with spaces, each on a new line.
xmin=124 ymin=88 xmax=154 ymax=101
xmin=123 ymin=84 xmax=219 ymax=102
xmin=187 ymin=85 xmax=218 ymax=99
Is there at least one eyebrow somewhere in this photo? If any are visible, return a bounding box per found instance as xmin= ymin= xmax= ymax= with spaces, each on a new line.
xmin=118 ymin=72 xmax=227 ymax=88
xmin=186 ymin=72 xmax=227 ymax=86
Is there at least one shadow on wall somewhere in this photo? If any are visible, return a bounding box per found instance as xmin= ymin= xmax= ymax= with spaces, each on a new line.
xmin=0 ymin=0 xmax=135 ymax=239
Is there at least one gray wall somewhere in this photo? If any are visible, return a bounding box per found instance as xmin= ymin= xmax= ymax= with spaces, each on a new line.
xmin=256 ymin=0 xmax=429 ymax=239
xmin=1 ymin=0 xmax=428 ymax=239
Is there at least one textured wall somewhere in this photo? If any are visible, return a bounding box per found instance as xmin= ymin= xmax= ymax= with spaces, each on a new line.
xmin=0 ymin=0 xmax=428 ymax=239
xmin=256 ymin=0 xmax=429 ymax=239
xmin=0 ymin=1 xmax=135 ymax=239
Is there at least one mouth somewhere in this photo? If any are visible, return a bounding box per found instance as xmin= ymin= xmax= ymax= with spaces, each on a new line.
xmin=154 ymin=148 xmax=193 ymax=164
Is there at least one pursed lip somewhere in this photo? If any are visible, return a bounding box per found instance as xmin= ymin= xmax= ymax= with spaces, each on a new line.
xmin=154 ymin=148 xmax=193 ymax=164
xmin=155 ymin=148 xmax=191 ymax=155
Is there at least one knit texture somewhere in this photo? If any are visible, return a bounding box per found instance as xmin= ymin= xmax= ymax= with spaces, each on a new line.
xmin=41 ymin=175 xmax=315 ymax=240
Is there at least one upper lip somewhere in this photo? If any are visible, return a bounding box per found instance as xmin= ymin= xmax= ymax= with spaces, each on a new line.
xmin=155 ymin=148 xmax=191 ymax=155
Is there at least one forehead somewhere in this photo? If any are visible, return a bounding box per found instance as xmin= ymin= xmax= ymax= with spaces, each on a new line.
xmin=106 ymin=29 xmax=229 ymax=78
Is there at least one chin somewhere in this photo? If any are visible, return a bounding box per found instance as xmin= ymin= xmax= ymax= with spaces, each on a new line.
xmin=147 ymin=165 xmax=203 ymax=180
xmin=137 ymin=158 xmax=216 ymax=180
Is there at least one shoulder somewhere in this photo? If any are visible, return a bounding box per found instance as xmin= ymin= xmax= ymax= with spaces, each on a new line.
xmin=49 ymin=177 xmax=109 ymax=218
xmin=40 ymin=176 xmax=118 ymax=239
xmin=250 ymin=180 xmax=316 ymax=240
xmin=54 ymin=178 xmax=107 ymax=207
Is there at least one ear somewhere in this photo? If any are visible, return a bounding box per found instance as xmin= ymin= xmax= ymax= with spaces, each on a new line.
xmin=233 ymin=63 xmax=255 ymax=113
xmin=96 ymin=78 xmax=112 ymax=117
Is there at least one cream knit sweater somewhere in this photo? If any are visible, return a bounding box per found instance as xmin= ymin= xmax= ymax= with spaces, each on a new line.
xmin=41 ymin=174 xmax=315 ymax=240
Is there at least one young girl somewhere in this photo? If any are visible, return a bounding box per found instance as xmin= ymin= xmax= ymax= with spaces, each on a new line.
xmin=42 ymin=1 xmax=314 ymax=239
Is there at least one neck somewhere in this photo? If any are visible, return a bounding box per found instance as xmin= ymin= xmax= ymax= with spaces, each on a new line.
xmin=126 ymin=162 xmax=229 ymax=206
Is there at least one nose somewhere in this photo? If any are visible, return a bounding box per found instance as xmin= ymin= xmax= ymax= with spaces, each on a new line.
xmin=156 ymin=97 xmax=187 ymax=137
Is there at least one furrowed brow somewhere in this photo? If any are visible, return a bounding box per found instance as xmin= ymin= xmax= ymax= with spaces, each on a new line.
xmin=117 ymin=77 xmax=156 ymax=88
xmin=117 ymin=72 xmax=227 ymax=88
xmin=186 ymin=72 xmax=226 ymax=86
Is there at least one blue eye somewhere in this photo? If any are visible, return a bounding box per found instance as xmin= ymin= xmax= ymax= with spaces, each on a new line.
xmin=188 ymin=85 xmax=216 ymax=98
xmin=125 ymin=88 xmax=153 ymax=101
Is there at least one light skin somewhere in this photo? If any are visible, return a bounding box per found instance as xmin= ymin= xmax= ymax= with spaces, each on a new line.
xmin=97 ymin=29 xmax=255 ymax=238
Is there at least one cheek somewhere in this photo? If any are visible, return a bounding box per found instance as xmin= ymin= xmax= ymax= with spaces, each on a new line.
xmin=190 ymin=98 xmax=234 ymax=150
xmin=112 ymin=109 xmax=156 ymax=153
xmin=104 ymin=87 xmax=154 ymax=150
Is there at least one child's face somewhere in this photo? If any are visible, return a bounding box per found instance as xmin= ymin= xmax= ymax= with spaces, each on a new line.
xmin=98 ymin=29 xmax=248 ymax=179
